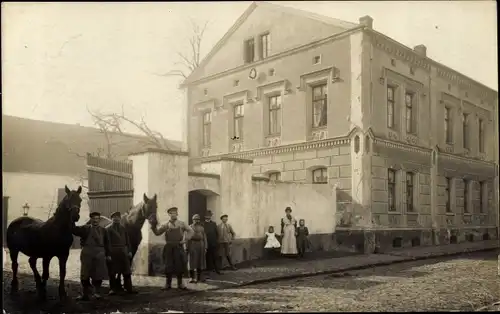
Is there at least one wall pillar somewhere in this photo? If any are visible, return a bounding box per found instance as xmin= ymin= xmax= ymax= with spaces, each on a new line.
xmin=430 ymin=148 xmax=439 ymax=244
xmin=128 ymin=149 xmax=189 ymax=275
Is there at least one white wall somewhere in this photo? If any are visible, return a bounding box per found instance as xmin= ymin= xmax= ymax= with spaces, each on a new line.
xmin=2 ymin=172 xmax=89 ymax=224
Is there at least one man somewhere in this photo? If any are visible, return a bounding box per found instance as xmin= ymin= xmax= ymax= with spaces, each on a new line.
xmin=217 ymin=214 xmax=237 ymax=270
xmin=151 ymin=207 xmax=194 ymax=290
xmin=203 ymin=210 xmax=220 ymax=274
xmin=73 ymin=211 xmax=111 ymax=301
xmin=187 ymin=214 xmax=207 ymax=283
xmin=106 ymin=211 xmax=137 ymax=295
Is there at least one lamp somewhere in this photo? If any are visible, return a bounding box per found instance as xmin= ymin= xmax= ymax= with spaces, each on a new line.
xmin=22 ymin=203 xmax=30 ymax=216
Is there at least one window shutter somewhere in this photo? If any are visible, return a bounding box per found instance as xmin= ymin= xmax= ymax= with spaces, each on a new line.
xmin=243 ymin=41 xmax=248 ymax=63
xmin=257 ymin=36 xmax=263 ymax=60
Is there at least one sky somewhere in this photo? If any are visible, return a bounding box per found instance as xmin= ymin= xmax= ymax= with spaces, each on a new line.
xmin=2 ymin=1 xmax=497 ymax=142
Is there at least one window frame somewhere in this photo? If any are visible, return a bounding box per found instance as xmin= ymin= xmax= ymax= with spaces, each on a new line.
xmin=406 ymin=172 xmax=415 ymax=212
xmin=268 ymin=94 xmax=282 ymax=136
xmin=202 ymin=111 xmax=212 ymax=148
xmin=445 ymin=177 xmax=451 ymax=212
xmin=405 ymin=91 xmax=415 ymax=134
xmin=259 ymin=33 xmax=270 ymax=59
xmin=311 ymin=83 xmax=328 ymax=129
xmin=244 ymin=38 xmax=255 ymax=64
xmin=312 ymin=168 xmax=328 ymax=184
xmin=387 ymin=85 xmax=396 ymax=129
xmin=479 ymin=181 xmax=485 ymax=213
xmin=444 ymin=106 xmax=453 ymax=144
xmin=462 ymin=113 xmax=469 ymax=149
xmin=463 ymin=179 xmax=469 ymax=213
xmin=388 ymin=169 xmax=396 ymax=211
xmin=478 ymin=118 xmax=485 ymax=153
xmin=232 ymin=103 xmax=244 ymax=140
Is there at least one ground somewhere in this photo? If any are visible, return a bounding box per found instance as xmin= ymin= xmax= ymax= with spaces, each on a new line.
xmin=2 ymin=249 xmax=499 ymax=313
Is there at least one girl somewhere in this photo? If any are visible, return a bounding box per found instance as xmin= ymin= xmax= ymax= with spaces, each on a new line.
xmin=264 ymin=226 xmax=281 ymax=258
xmin=296 ymin=219 xmax=310 ymax=258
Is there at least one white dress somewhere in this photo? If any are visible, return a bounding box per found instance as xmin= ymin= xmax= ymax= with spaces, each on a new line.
xmin=264 ymin=232 xmax=281 ymax=249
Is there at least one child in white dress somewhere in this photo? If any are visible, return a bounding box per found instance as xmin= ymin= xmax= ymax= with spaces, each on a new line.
xmin=264 ymin=226 xmax=281 ymax=258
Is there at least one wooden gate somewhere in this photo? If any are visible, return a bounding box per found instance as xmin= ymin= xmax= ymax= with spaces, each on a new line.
xmin=86 ymin=154 xmax=134 ymax=218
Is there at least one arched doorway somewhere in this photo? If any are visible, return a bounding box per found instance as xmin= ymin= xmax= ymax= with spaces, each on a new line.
xmin=188 ymin=190 xmax=219 ymax=225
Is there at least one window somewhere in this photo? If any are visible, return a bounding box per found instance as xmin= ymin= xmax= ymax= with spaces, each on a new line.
xmin=233 ymin=104 xmax=244 ymax=140
xmin=313 ymin=55 xmax=321 ymax=64
xmin=444 ymin=107 xmax=452 ymax=143
xmin=387 ymin=86 xmax=395 ymax=128
xmin=312 ymin=168 xmax=328 ymax=184
xmin=463 ymin=113 xmax=469 ymax=149
xmin=312 ymin=84 xmax=327 ymax=128
xmin=259 ymin=33 xmax=270 ymax=59
xmin=268 ymin=94 xmax=282 ymax=135
xmin=405 ymin=92 xmax=414 ymax=133
xmin=269 ymin=172 xmax=281 ymax=181
xmin=463 ymin=179 xmax=469 ymax=213
xmin=244 ymin=38 xmax=255 ymax=64
xmin=479 ymin=181 xmax=485 ymax=213
xmin=445 ymin=177 xmax=451 ymax=212
xmin=202 ymin=112 xmax=211 ymax=147
xmin=479 ymin=118 xmax=485 ymax=153
xmin=388 ymin=169 xmax=396 ymax=211
xmin=406 ymin=172 xmax=414 ymax=212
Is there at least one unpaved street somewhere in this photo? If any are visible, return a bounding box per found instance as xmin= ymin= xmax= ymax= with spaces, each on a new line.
xmin=3 ymin=250 xmax=499 ymax=313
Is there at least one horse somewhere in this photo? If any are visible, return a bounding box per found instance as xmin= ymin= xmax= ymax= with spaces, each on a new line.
xmin=111 ymin=193 xmax=158 ymax=291
xmin=7 ymin=185 xmax=82 ymax=301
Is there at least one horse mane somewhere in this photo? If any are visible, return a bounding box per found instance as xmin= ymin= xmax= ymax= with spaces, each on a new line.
xmin=123 ymin=201 xmax=146 ymax=225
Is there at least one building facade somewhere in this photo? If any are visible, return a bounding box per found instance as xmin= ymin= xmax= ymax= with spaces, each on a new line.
xmin=182 ymin=2 xmax=498 ymax=252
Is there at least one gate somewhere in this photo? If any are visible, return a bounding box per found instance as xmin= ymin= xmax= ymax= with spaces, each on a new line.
xmin=86 ymin=154 xmax=134 ymax=218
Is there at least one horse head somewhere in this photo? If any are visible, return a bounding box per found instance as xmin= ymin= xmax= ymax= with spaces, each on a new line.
xmin=142 ymin=193 xmax=158 ymax=226
xmin=55 ymin=185 xmax=82 ymax=224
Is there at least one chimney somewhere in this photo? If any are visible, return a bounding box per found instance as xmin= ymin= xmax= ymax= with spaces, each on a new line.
xmin=413 ymin=45 xmax=427 ymax=57
xmin=359 ymin=15 xmax=373 ymax=29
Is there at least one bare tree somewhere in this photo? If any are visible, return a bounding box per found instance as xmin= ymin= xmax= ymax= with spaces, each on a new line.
xmin=86 ymin=105 xmax=175 ymax=155
xmin=153 ymin=18 xmax=210 ymax=79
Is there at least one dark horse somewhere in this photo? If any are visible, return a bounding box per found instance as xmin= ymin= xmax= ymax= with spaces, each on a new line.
xmin=7 ymin=185 xmax=82 ymax=301
xmin=109 ymin=193 xmax=158 ymax=291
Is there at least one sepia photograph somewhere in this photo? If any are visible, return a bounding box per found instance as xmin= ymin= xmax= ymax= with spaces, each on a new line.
xmin=1 ymin=1 xmax=499 ymax=313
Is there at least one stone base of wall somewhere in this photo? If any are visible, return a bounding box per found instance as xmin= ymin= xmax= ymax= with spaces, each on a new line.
xmin=143 ymin=227 xmax=498 ymax=275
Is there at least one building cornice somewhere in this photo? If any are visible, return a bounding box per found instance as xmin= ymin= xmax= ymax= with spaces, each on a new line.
xmin=366 ymin=29 xmax=497 ymax=105
xmin=437 ymin=150 xmax=496 ymax=167
xmin=255 ymin=79 xmax=293 ymax=100
xmin=373 ymin=138 xmax=432 ymax=155
xmin=181 ymin=26 xmax=365 ymax=88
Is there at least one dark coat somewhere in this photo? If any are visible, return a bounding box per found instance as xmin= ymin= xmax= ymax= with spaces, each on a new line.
xmin=203 ymin=220 xmax=219 ymax=247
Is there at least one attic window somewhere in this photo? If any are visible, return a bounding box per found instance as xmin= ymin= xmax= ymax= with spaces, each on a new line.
xmin=269 ymin=68 xmax=275 ymax=76
xmin=244 ymin=38 xmax=255 ymax=64
xmin=203 ymin=89 xmax=208 ymax=96
xmin=391 ymin=59 xmax=396 ymax=66
xmin=409 ymin=67 xmax=415 ymax=75
xmin=313 ymin=55 xmax=321 ymax=65
xmin=465 ymin=91 xmax=468 ymax=98
xmin=448 ymin=84 xmax=451 ymax=91
xmin=234 ymin=80 xmax=240 ymax=87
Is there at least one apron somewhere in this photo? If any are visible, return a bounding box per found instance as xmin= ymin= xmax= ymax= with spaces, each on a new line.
xmin=163 ymin=221 xmax=186 ymax=275
xmin=80 ymin=226 xmax=108 ymax=280
xmin=281 ymin=217 xmax=298 ymax=255
xmin=107 ymin=224 xmax=131 ymax=275
xmin=188 ymin=224 xmax=206 ymax=270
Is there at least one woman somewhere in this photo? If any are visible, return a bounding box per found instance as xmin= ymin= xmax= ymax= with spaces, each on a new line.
xmin=188 ymin=214 xmax=207 ymax=283
xmin=280 ymin=207 xmax=298 ymax=256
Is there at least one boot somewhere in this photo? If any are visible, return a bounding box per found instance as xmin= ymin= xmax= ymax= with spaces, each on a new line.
xmin=197 ymin=269 xmax=205 ymax=283
xmin=189 ymin=270 xmax=196 ymax=283
xmin=76 ymin=280 xmax=91 ymax=301
xmin=227 ymin=257 xmax=237 ymax=270
xmin=108 ymin=274 xmax=118 ymax=295
xmin=162 ymin=274 xmax=172 ymax=291
xmin=177 ymin=274 xmax=188 ymax=290
xmin=123 ymin=274 xmax=138 ymax=294
xmin=92 ymin=280 xmax=103 ymax=299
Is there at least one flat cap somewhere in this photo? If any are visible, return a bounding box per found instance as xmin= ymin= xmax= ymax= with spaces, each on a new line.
xmin=89 ymin=211 xmax=101 ymax=218
xmin=167 ymin=207 xmax=178 ymax=214
xmin=110 ymin=211 xmax=121 ymax=218
xmin=220 ymin=214 xmax=228 ymax=219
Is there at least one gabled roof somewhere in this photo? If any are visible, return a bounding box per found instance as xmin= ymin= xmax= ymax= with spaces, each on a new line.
xmin=2 ymin=115 xmax=181 ymax=177
xmin=181 ymin=1 xmax=359 ymax=86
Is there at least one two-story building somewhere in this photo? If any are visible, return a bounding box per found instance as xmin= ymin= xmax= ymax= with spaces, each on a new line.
xmin=181 ymin=2 xmax=498 ymax=252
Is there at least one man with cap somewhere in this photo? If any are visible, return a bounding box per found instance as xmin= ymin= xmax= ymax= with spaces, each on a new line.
xmin=151 ymin=207 xmax=194 ymax=290
xmin=72 ymin=211 xmax=111 ymax=301
xmin=217 ymin=214 xmax=237 ymax=270
xmin=203 ymin=210 xmax=220 ymax=274
xmin=106 ymin=211 xmax=137 ymax=295
xmin=187 ymin=214 xmax=207 ymax=283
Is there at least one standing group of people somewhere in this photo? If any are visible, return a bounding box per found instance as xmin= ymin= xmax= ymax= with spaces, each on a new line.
xmin=264 ymin=207 xmax=311 ymax=258
xmin=72 ymin=211 xmax=136 ymax=301
xmin=150 ymin=207 xmax=237 ymax=290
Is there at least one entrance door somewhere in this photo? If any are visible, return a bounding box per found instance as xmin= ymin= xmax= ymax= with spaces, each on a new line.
xmin=188 ymin=191 xmax=207 ymax=225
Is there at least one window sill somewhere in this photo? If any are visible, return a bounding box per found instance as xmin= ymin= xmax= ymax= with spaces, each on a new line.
xmin=266 ymin=134 xmax=281 ymax=138
xmin=312 ymin=182 xmax=328 ymax=185
xmin=407 ymin=211 xmax=418 ymax=215
xmin=445 ymin=212 xmax=455 ymax=216
xmin=388 ymin=211 xmax=400 ymax=215
xmin=463 ymin=212 xmax=472 ymax=216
